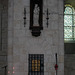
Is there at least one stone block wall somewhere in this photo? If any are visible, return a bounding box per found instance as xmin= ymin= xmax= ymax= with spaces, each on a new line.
xmin=8 ymin=0 xmax=64 ymax=75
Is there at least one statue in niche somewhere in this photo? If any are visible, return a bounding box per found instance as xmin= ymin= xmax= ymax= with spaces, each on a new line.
xmin=33 ymin=4 xmax=40 ymax=26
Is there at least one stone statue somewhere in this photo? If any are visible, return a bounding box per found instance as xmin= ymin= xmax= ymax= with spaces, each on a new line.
xmin=33 ymin=4 xmax=40 ymax=26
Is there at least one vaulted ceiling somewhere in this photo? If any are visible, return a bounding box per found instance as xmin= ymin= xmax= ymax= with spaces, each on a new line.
xmin=65 ymin=0 xmax=75 ymax=8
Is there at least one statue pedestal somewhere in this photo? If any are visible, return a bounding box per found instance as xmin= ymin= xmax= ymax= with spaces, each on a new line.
xmin=31 ymin=26 xmax=43 ymax=37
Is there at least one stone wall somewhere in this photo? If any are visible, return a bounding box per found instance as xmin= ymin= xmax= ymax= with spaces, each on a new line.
xmin=65 ymin=54 xmax=75 ymax=75
xmin=8 ymin=0 xmax=64 ymax=75
xmin=0 ymin=0 xmax=8 ymax=75
xmin=64 ymin=43 xmax=75 ymax=54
